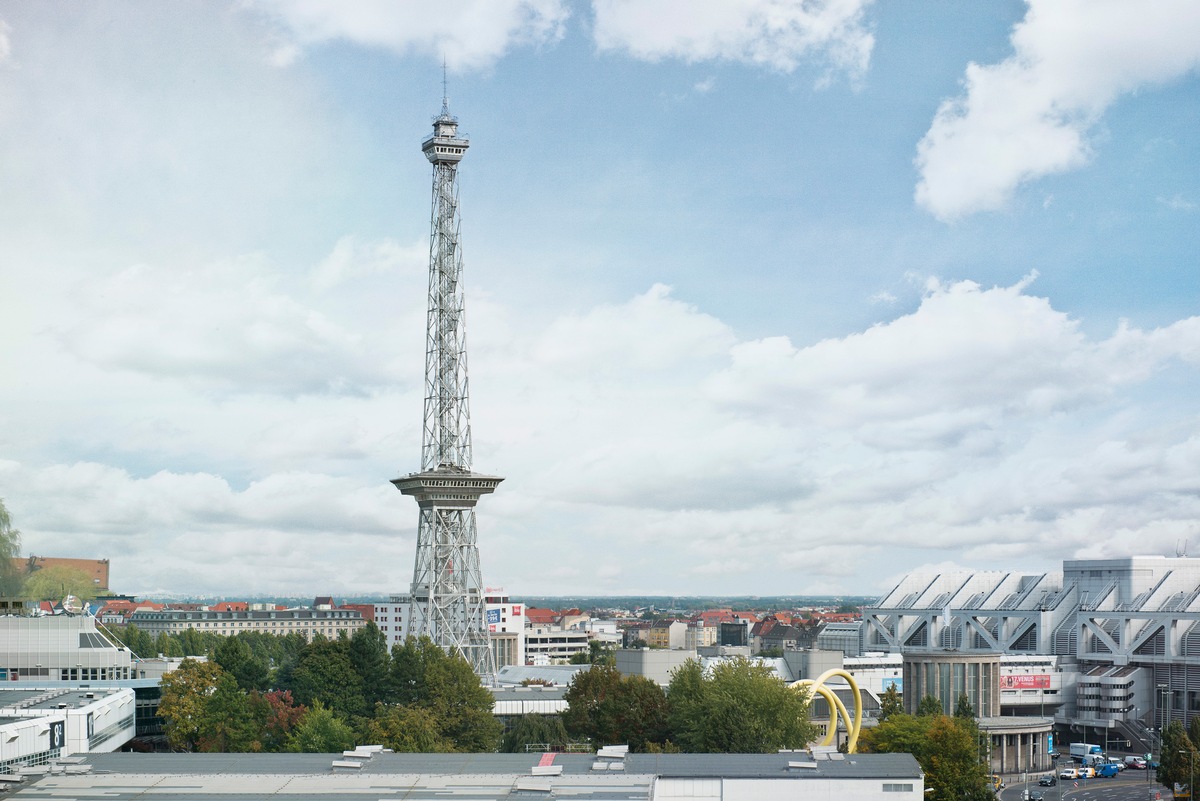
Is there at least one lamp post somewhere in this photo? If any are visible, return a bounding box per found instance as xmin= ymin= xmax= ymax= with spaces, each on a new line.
xmin=1180 ymin=750 xmax=1195 ymax=801
xmin=1159 ymin=684 xmax=1170 ymax=763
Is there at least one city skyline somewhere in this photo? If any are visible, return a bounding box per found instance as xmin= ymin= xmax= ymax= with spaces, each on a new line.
xmin=1 ymin=2 xmax=1199 ymax=597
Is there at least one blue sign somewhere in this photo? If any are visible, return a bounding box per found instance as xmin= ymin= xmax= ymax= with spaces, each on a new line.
xmin=486 ymin=609 xmax=501 ymax=624
xmin=882 ymin=677 xmax=903 ymax=692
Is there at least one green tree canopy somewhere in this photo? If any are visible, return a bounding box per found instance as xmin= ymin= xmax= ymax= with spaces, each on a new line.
xmin=348 ymin=622 xmax=391 ymax=707
xmin=1160 ymin=719 xmax=1196 ymax=793
xmin=365 ymin=703 xmax=451 ymax=752
xmin=502 ymin=713 xmax=571 ymax=754
xmin=287 ymin=638 xmax=366 ymax=720
xmin=916 ymin=695 xmax=943 ymax=716
xmin=666 ymin=657 xmax=817 ymax=753
xmin=0 ymin=499 xmax=21 ymax=597
xmin=564 ymin=663 xmax=670 ymax=751
xmin=954 ymin=693 xmax=976 ymax=719
xmin=195 ymin=673 xmax=264 ymax=753
xmin=214 ymin=635 xmax=270 ymax=692
xmin=860 ymin=713 xmax=990 ymax=801
xmin=157 ymin=658 xmax=228 ymax=752
xmin=22 ymin=565 xmax=98 ymax=602
xmin=286 ymin=700 xmax=357 ymax=753
xmin=878 ymin=683 xmax=903 ymax=721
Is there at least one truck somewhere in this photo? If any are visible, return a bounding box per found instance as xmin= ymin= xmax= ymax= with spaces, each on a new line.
xmin=1071 ymin=743 xmax=1103 ymax=761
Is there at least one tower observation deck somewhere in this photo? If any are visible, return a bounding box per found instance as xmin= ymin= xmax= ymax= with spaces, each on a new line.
xmin=392 ymin=98 xmax=500 ymax=684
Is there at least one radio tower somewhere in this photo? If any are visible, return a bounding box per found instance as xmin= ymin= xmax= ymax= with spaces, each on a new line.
xmin=392 ymin=90 xmax=500 ymax=684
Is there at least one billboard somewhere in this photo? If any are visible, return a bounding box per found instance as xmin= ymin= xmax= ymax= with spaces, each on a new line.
xmin=1000 ymin=674 xmax=1050 ymax=689
xmin=486 ymin=609 xmax=501 ymax=624
xmin=882 ymin=677 xmax=903 ymax=692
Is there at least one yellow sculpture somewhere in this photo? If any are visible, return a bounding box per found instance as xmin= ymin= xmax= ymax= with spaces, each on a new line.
xmin=791 ymin=668 xmax=863 ymax=753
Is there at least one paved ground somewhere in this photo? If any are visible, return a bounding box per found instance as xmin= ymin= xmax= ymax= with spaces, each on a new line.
xmin=1000 ymin=771 xmax=1170 ymax=801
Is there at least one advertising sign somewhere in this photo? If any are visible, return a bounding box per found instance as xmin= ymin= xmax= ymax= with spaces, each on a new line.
xmin=1000 ymin=674 xmax=1050 ymax=689
xmin=486 ymin=609 xmax=501 ymax=624
xmin=512 ymin=605 xmax=522 ymax=616
xmin=882 ymin=677 xmax=903 ymax=692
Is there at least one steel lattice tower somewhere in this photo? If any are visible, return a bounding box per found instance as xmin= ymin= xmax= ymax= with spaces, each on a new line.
xmin=392 ymin=97 xmax=500 ymax=684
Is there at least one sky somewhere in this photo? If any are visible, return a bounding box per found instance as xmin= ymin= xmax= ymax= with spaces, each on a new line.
xmin=2 ymin=1 xmax=1200 ymax=599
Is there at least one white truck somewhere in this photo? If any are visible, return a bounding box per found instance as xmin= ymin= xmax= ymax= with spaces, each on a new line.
xmin=1070 ymin=743 xmax=1103 ymax=762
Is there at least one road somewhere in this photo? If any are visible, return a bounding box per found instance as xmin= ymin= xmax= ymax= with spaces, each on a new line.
xmin=1001 ymin=772 xmax=1170 ymax=801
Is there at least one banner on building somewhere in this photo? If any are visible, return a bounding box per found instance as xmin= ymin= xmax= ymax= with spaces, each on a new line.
xmin=486 ymin=609 xmax=501 ymax=624
xmin=1000 ymin=674 xmax=1050 ymax=689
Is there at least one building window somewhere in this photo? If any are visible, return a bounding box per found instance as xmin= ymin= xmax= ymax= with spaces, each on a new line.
xmin=883 ymin=784 xmax=914 ymax=792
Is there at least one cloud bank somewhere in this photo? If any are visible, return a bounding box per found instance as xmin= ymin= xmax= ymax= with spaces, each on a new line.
xmin=915 ymin=0 xmax=1200 ymax=221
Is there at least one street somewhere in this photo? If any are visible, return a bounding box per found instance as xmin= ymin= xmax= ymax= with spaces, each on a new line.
xmin=1001 ymin=772 xmax=1171 ymax=801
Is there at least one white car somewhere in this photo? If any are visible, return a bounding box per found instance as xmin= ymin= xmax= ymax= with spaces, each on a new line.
xmin=1060 ymin=768 xmax=1079 ymax=780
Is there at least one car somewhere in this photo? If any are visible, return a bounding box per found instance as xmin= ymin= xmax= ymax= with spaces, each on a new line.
xmin=1080 ymin=767 xmax=1096 ymax=779
xmin=1060 ymin=768 xmax=1079 ymax=780
xmin=1039 ymin=775 xmax=1058 ymax=786
xmin=1030 ymin=791 xmax=1044 ymax=801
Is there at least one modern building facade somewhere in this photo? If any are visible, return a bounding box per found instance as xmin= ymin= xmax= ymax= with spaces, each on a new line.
xmin=861 ymin=555 xmax=1200 ymax=757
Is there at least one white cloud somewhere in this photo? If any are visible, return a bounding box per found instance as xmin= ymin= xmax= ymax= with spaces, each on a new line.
xmin=55 ymin=255 xmax=404 ymax=396
xmin=245 ymin=0 xmax=569 ymax=70
xmin=1158 ymin=193 xmax=1198 ymax=212
xmin=915 ymin=0 xmax=1200 ymax=221
xmin=0 ymin=19 xmax=11 ymax=64
xmin=7 ymin=276 xmax=1200 ymax=594
xmin=591 ymin=0 xmax=875 ymax=79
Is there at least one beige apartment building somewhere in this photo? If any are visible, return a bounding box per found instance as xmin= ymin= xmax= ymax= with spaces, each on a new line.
xmin=129 ymin=608 xmax=365 ymax=641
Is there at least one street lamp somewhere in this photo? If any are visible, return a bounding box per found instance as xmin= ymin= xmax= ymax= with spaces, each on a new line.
xmin=1159 ymin=684 xmax=1170 ymax=762
xmin=1180 ymin=750 xmax=1195 ymax=801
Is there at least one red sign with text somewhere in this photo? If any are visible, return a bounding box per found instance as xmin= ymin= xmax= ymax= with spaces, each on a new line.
xmin=1000 ymin=674 xmax=1050 ymax=689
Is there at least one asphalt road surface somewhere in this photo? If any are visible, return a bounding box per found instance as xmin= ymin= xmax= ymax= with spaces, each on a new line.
xmin=1001 ymin=772 xmax=1170 ymax=801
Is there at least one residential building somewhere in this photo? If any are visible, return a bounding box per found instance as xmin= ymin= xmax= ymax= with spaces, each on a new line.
xmin=129 ymin=607 xmax=364 ymax=641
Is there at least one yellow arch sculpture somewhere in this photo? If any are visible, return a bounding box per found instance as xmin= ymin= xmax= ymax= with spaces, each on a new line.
xmin=790 ymin=668 xmax=863 ymax=754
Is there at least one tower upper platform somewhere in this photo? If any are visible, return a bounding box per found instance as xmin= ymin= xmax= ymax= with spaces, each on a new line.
xmin=422 ymin=108 xmax=469 ymax=165
xmin=392 ymin=465 xmax=502 ymax=509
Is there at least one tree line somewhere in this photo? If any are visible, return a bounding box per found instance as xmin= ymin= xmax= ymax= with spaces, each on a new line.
xmin=156 ymin=624 xmax=502 ymax=752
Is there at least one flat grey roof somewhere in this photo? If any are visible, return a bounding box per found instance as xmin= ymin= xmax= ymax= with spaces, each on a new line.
xmin=0 ymin=687 xmax=126 ymax=711
xmin=7 ymin=752 xmax=921 ymax=801
xmin=69 ymin=750 xmax=921 ymax=779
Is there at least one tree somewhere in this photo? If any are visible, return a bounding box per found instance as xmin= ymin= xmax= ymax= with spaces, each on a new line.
xmin=348 ymin=622 xmax=391 ymax=707
xmin=917 ymin=695 xmax=943 ymax=716
xmin=195 ymin=673 xmax=263 ymax=753
xmin=502 ymin=713 xmax=571 ymax=753
xmin=258 ymin=690 xmax=307 ymax=752
xmin=381 ymin=637 xmax=502 ymax=752
xmin=22 ymin=565 xmax=98 ymax=601
xmin=287 ymin=638 xmax=366 ymax=719
xmin=666 ymin=657 xmax=817 ymax=753
xmin=0 ymin=499 xmax=21 ymax=597
xmin=954 ymin=693 xmax=976 ymax=719
xmin=286 ymin=700 xmax=357 ymax=753
xmin=214 ymin=635 xmax=270 ymax=692
xmin=364 ymin=703 xmax=451 ymax=752
xmin=879 ymin=683 xmax=904 ymax=721
xmin=1160 ymin=719 xmax=1196 ymax=793
xmin=570 ymin=640 xmax=616 ymax=666
xmin=565 ymin=663 xmax=670 ymax=751
xmin=157 ymin=659 xmax=228 ymax=751
xmin=860 ymin=713 xmax=990 ymax=801
xmin=120 ymin=624 xmax=156 ymax=659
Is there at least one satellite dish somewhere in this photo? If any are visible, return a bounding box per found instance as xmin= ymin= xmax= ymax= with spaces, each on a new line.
xmin=61 ymin=595 xmax=83 ymax=615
